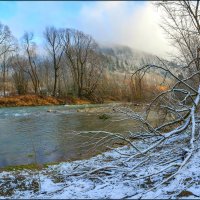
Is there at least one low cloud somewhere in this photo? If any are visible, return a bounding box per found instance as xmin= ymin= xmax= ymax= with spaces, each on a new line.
xmin=0 ymin=1 xmax=176 ymax=58
xmin=78 ymin=1 xmax=176 ymax=58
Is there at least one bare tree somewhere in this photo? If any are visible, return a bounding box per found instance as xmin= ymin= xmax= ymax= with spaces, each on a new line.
xmin=1 ymin=50 xmax=12 ymax=96
xmin=37 ymin=57 xmax=53 ymax=95
xmin=0 ymin=22 xmax=16 ymax=96
xmin=44 ymin=26 xmax=64 ymax=96
xmin=155 ymin=1 xmax=200 ymax=80
xmin=131 ymin=70 xmax=145 ymax=101
xmin=11 ymin=55 xmax=29 ymax=95
xmin=65 ymin=2 xmax=200 ymax=195
xmin=22 ymin=32 xmax=40 ymax=94
xmin=61 ymin=29 xmax=103 ymax=99
xmin=0 ymin=22 xmax=13 ymax=57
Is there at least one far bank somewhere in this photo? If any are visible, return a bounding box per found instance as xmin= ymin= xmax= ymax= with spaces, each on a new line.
xmin=0 ymin=95 xmax=94 ymax=108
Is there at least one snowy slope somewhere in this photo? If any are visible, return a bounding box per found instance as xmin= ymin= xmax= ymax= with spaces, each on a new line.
xmin=0 ymin=131 xmax=199 ymax=199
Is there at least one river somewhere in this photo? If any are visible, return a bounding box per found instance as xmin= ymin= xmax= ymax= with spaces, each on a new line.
xmin=0 ymin=103 xmax=144 ymax=168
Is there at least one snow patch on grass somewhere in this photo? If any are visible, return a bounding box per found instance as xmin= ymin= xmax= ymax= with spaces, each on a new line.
xmin=0 ymin=132 xmax=200 ymax=199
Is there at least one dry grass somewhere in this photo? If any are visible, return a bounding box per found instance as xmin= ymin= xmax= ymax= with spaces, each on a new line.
xmin=0 ymin=95 xmax=92 ymax=107
xmin=156 ymin=85 xmax=169 ymax=92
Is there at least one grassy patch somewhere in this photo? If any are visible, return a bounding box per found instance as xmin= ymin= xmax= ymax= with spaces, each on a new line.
xmin=0 ymin=160 xmax=68 ymax=172
xmin=0 ymin=163 xmax=43 ymax=172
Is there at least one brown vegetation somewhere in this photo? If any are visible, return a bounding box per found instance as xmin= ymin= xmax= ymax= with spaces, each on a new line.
xmin=0 ymin=95 xmax=92 ymax=107
xmin=0 ymin=21 xmax=172 ymax=106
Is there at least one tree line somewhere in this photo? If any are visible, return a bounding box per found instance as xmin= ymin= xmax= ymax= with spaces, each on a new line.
xmin=0 ymin=22 xmax=168 ymax=103
xmin=0 ymin=23 xmax=109 ymax=101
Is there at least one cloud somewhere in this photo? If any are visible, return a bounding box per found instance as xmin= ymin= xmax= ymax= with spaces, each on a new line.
xmin=1 ymin=2 xmax=72 ymax=41
xmin=78 ymin=1 xmax=176 ymax=58
xmin=0 ymin=1 xmax=176 ymax=58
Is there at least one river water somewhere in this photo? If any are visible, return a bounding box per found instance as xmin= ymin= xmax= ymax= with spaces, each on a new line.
xmin=0 ymin=104 xmax=142 ymax=168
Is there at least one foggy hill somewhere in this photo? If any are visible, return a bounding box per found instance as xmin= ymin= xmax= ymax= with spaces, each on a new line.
xmin=100 ymin=44 xmax=181 ymax=75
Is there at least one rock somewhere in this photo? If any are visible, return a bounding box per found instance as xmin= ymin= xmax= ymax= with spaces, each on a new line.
xmin=47 ymin=110 xmax=57 ymax=113
xmin=98 ymin=113 xmax=110 ymax=120
xmin=177 ymin=190 xmax=195 ymax=197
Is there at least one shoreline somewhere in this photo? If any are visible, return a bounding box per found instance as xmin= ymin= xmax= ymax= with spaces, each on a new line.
xmin=0 ymin=132 xmax=199 ymax=199
xmin=0 ymin=94 xmax=94 ymax=108
xmin=0 ymin=94 xmax=148 ymax=108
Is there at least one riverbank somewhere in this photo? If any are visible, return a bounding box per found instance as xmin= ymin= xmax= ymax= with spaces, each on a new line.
xmin=0 ymin=94 xmax=150 ymax=108
xmin=0 ymin=95 xmax=92 ymax=107
xmin=0 ymin=132 xmax=199 ymax=199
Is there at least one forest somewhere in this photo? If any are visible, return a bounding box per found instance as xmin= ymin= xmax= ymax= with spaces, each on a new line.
xmin=0 ymin=22 xmax=174 ymax=106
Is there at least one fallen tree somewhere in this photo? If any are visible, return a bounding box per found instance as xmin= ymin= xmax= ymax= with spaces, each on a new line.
xmin=73 ymin=59 xmax=200 ymax=196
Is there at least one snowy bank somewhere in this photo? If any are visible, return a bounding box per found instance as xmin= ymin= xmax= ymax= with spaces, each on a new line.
xmin=0 ymin=132 xmax=200 ymax=199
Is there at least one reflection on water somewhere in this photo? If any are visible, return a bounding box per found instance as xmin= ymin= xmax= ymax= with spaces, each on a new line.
xmin=0 ymin=104 xmax=141 ymax=167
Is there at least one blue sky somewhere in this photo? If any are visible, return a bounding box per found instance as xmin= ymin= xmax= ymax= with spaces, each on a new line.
xmin=0 ymin=1 xmax=172 ymax=57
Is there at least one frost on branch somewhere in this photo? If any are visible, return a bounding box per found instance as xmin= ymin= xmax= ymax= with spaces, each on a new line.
xmin=74 ymin=61 xmax=200 ymax=197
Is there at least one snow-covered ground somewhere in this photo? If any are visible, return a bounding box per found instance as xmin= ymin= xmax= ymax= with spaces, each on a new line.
xmin=0 ymin=132 xmax=200 ymax=199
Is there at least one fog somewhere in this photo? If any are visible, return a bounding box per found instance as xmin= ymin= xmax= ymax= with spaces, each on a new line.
xmin=0 ymin=1 xmax=177 ymax=58
xmin=79 ymin=1 xmax=177 ymax=58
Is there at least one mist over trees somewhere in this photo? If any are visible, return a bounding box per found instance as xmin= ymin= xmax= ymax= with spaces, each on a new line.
xmin=0 ymin=22 xmax=173 ymax=102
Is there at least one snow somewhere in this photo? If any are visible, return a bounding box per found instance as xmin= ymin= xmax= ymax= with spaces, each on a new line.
xmin=0 ymin=132 xmax=200 ymax=199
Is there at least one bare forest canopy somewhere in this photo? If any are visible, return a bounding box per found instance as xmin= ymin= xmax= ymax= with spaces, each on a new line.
xmin=0 ymin=23 xmax=180 ymax=103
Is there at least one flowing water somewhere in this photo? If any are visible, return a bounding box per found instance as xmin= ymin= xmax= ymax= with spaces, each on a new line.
xmin=0 ymin=103 xmax=145 ymax=168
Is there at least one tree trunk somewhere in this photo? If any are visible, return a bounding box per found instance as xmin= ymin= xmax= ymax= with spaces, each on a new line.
xmin=53 ymin=68 xmax=58 ymax=96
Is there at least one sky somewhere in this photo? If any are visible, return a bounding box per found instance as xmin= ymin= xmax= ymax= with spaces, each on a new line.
xmin=0 ymin=1 xmax=175 ymax=58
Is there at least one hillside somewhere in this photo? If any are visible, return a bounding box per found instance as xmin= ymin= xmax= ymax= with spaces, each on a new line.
xmin=100 ymin=44 xmax=181 ymax=75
